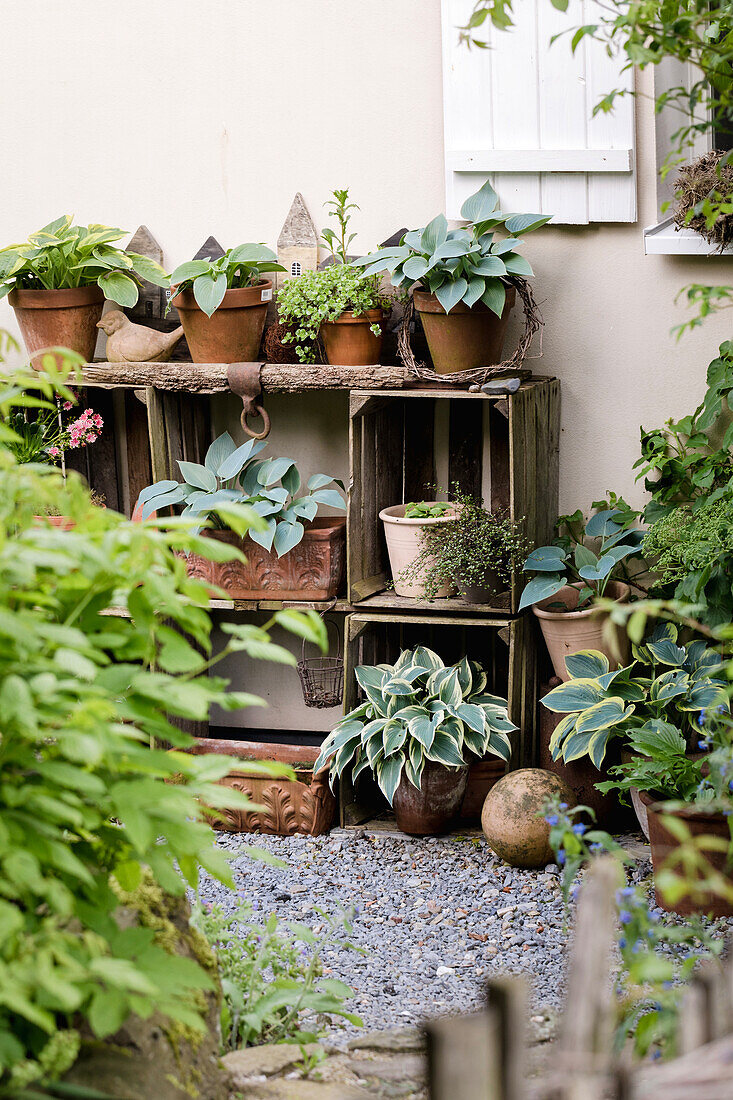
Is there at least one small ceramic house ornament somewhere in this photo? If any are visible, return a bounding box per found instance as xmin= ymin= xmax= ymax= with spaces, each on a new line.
xmin=276 ymin=193 xmax=318 ymax=289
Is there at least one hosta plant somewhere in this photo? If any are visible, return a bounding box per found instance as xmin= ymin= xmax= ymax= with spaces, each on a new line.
xmin=168 ymin=245 xmax=284 ymax=316
xmin=136 ymin=430 xmax=345 ymax=555
xmin=352 ymin=180 xmax=550 ymax=317
xmin=314 ymin=646 xmax=516 ymax=803
xmin=542 ymin=624 xmax=728 ymax=768
xmin=0 ymin=215 xmax=168 ymax=307
xmin=519 ymin=506 xmax=644 ymax=611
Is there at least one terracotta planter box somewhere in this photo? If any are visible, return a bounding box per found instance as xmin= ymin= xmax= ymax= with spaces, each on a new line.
xmin=187 ymin=738 xmax=336 ymax=836
xmin=186 ymin=517 xmax=345 ymax=600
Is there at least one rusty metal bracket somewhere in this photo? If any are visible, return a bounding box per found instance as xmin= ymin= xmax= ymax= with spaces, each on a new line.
xmin=227 ymin=362 xmax=271 ymax=439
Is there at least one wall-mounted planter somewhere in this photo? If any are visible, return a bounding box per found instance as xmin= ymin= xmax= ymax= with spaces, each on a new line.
xmin=320 ymin=309 xmax=384 ymax=366
xmin=186 ymin=516 xmax=345 ymax=600
xmin=172 ymin=281 xmax=272 ymax=363
xmin=187 ymin=738 xmax=336 ymax=836
xmin=10 ymin=285 xmax=105 ymax=368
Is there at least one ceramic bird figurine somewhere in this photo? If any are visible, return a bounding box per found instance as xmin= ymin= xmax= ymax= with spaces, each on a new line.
xmin=96 ymin=311 xmax=184 ymax=363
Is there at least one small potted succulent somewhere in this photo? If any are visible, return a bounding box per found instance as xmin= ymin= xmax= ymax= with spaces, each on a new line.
xmin=519 ymin=507 xmax=644 ymax=679
xmin=393 ymin=492 xmax=530 ymax=605
xmin=314 ymin=646 xmax=515 ymax=835
xmin=168 ymin=245 xmax=284 ymax=363
xmin=135 ymin=430 xmax=346 ymax=599
xmin=353 ymin=181 xmax=550 ymax=374
xmin=379 ymin=499 xmax=456 ymax=598
xmin=277 ymin=189 xmax=391 ymax=366
xmin=0 ymin=216 xmax=168 ymax=366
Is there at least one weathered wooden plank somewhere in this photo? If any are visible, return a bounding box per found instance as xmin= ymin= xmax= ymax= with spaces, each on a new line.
xmin=426 ymin=1012 xmax=502 ymax=1100
xmin=146 ymin=387 xmax=168 ymax=484
xmin=83 ymin=362 xmax=416 ymax=393
xmin=355 ymin=590 xmax=511 ymax=614
xmin=403 ymin=397 xmax=436 ymax=501
xmin=123 ymin=389 xmax=152 ymax=516
xmin=487 ymin=976 xmax=526 ymax=1100
xmin=448 ymin=398 xmax=483 ymax=498
xmin=630 ymin=1034 xmax=733 ymax=1100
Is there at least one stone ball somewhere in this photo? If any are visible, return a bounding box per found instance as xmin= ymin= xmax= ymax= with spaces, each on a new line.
xmin=481 ymin=768 xmax=576 ymax=868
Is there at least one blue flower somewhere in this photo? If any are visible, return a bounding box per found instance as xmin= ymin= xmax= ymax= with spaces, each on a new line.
xmin=559 ymin=802 xmax=569 ymax=810
xmin=620 ymin=910 xmax=632 ymax=924
xmin=544 ymin=814 xmax=559 ymax=826
xmin=589 ymin=842 xmax=604 ymax=853
xmin=651 ymin=1050 xmax=662 ymax=1061
xmin=572 ymin=823 xmax=587 ymax=836
xmin=617 ymin=886 xmax=635 ymax=900
xmin=619 ymin=937 xmax=627 ymax=949
xmin=698 ymin=710 xmax=707 ymax=727
xmin=698 ymin=740 xmax=709 ymax=751
xmin=718 ymin=705 xmax=727 ymax=714
xmin=729 ymin=780 xmax=733 ymax=793
xmin=557 ymin=849 xmax=566 ymax=866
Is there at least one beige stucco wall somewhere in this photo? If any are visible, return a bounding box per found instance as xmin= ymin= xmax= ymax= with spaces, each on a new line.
xmin=0 ymin=0 xmax=730 ymax=519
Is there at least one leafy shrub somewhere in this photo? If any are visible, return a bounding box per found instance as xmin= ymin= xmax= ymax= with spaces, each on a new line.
xmin=193 ymin=898 xmax=361 ymax=1049
xmin=0 ymin=355 xmax=327 ymax=1093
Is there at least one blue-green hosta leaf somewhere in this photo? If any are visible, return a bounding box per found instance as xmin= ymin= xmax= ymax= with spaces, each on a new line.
xmin=257 ymin=457 xmax=296 ymax=487
xmin=240 ymin=460 xmax=267 ymax=495
xmin=272 ymin=520 xmax=304 ymax=557
xmin=585 ymin=509 xmax=623 ymax=537
xmin=650 ymin=669 xmax=690 ymax=704
xmin=248 ymin=519 xmax=276 ymax=552
xmin=685 ymin=640 xmax=724 ymax=676
xmin=193 ymin=270 xmax=227 ymax=316
xmin=412 ymin=646 xmax=444 ymax=672
xmin=421 ymin=214 xmax=448 ymax=253
xmin=435 ymin=278 xmax=468 ymax=314
xmin=599 ymin=543 xmax=642 ymax=568
xmin=578 ymin=556 xmax=615 ymax=582
xmin=587 ymin=728 xmax=614 ymax=769
xmin=383 ymin=721 xmax=407 ymax=756
xmin=575 ymin=697 xmax=632 ymax=736
xmin=502 ymin=253 xmax=534 ymax=278
xmin=574 ymin=543 xmax=598 ymax=571
xmin=542 ymin=678 xmax=608 ymax=714
xmin=463 ymin=276 xmax=485 ymax=308
xmin=646 ymin=638 xmax=687 ymax=666
xmin=141 ymin=484 xmax=189 ymax=519
xmin=425 ymin=731 xmax=466 ymax=767
xmin=680 ymin=681 xmax=729 ymax=711
xmin=480 ymin=279 xmax=507 ymax=318
xmin=524 ymin=546 xmax=567 ymax=572
xmin=504 ymin=213 xmax=552 ymax=234
xmin=402 ymin=256 xmax=429 ymax=281
xmin=561 ymin=730 xmax=594 ymax=764
xmin=177 ymin=460 xmax=217 ymax=492
xmin=218 ymin=438 xmax=267 ymax=481
xmin=135 ymin=479 xmax=177 ymax=507
xmin=281 ymin=463 xmax=301 ymax=496
xmin=204 ymin=431 xmax=236 ymax=474
xmin=564 ymin=651 xmax=610 ymax=679
xmin=427 ymin=238 xmax=471 ymax=267
xmin=491 ymin=237 xmax=523 ymax=255
xmin=518 ymin=573 xmax=566 ymax=611
xmin=377 ymin=752 xmax=405 ymax=804
xmin=407 ymin=715 xmax=436 ymax=751
xmin=460 ymin=179 xmax=500 ymax=223
xmin=290 ymin=498 xmax=318 ymax=522
xmin=548 ymin=713 xmax=576 ymax=758
xmin=310 ymin=488 xmax=346 ymax=510
xmin=453 ymin=702 xmax=486 ymax=733
xmin=470 ymin=255 xmax=507 ymax=277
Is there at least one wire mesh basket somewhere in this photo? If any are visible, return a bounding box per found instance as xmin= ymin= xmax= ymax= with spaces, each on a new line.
xmin=297 ymin=619 xmax=344 ymax=708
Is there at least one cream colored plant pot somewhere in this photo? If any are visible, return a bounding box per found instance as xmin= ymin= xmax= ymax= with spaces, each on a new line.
xmin=379 ymin=503 xmax=456 ymax=598
xmin=532 ymin=581 xmax=630 ymax=681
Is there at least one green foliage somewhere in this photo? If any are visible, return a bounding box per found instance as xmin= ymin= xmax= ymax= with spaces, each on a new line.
xmin=168 ymin=245 xmax=284 ymax=317
xmin=314 ymin=646 xmax=516 ymax=804
xmin=542 ymin=625 xmax=728 ymax=767
xmin=597 ymin=722 xmax=706 ymax=802
xmin=320 ymin=188 xmax=359 ymax=264
xmin=136 ymin=430 xmax=345 ymax=555
xmin=0 ymin=216 xmax=167 ymax=308
xmin=192 ymin=898 xmax=362 ymax=1050
xmin=541 ymin=797 xmax=629 ymax=909
xmin=277 ymin=264 xmax=390 ymax=364
xmin=0 ymin=351 xmax=329 ymax=1092
xmin=403 ymin=500 xmax=453 ymax=519
xmin=353 ymin=180 xmax=550 ymax=315
xmin=398 ymin=492 xmax=530 ymax=600
xmin=518 ymin=507 xmax=644 ymax=611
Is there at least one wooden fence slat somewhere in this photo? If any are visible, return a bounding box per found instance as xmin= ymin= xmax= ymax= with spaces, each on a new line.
xmin=427 ymin=1012 xmax=502 ymax=1100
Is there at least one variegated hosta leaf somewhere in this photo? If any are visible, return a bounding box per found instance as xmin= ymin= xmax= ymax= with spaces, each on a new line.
xmin=384 ymin=720 xmax=408 ymax=756
xmin=366 ymin=735 xmax=385 ymax=769
xmin=382 ymin=675 xmax=417 ymax=696
xmin=360 ymin=718 xmax=388 ymax=746
xmin=487 ymin=730 xmax=512 ymax=762
xmin=407 ymin=714 xmax=436 ymax=751
xmin=650 ymin=669 xmax=689 ymax=703
xmin=587 ymin=728 xmax=614 ymax=769
xmin=377 ymin=752 xmax=405 ymax=804
xmin=440 ymin=715 xmax=465 ymax=749
xmin=575 ymin=697 xmax=632 ymax=736
xmin=333 ymin=740 xmax=360 ymax=779
xmin=646 ymin=637 xmax=687 ymax=667
xmin=351 ymin=754 xmax=373 ymax=784
xmin=411 ymin=645 xmax=443 ymax=671
xmin=541 ymin=678 xmax=608 ymax=714
xmin=404 ymin=752 xmax=424 ymax=791
xmin=393 ymin=704 xmax=430 ymax=724
xmin=438 ymin=669 xmax=463 ymax=708
xmin=563 ymin=650 xmax=610 ymax=679
xmin=467 ymin=660 xmax=487 ymax=696
xmin=453 ymin=701 xmax=486 ymax=734
xmin=455 ymin=656 xmax=473 ymax=695
xmin=561 ymin=730 xmax=594 ymax=764
xmin=679 ymin=681 xmax=729 ymax=711
xmin=462 ymin=725 xmax=487 ymax=757
xmin=548 ymin=713 xmax=576 ymax=758
xmin=424 ymin=731 xmax=466 ymax=768
xmin=426 ymin=665 xmax=454 ymax=696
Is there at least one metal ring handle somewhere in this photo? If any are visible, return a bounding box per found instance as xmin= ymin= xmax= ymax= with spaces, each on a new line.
xmin=240 ymin=403 xmax=271 ymax=440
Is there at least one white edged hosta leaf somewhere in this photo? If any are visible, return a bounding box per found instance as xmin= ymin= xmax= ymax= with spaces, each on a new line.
xmin=383 ymin=721 xmax=407 ymax=756
xmin=564 ymin=651 xmax=611 ymax=679
xmin=412 ymin=646 xmax=444 ymax=672
xmin=462 ymin=725 xmax=488 ymax=757
xmin=407 ymin=714 xmax=436 ymax=751
xmin=377 ymin=752 xmax=405 ymax=805
xmin=438 ymin=669 xmax=463 ymax=708
xmin=360 ymin=718 xmax=388 ymax=747
xmin=453 ymin=702 xmax=486 ymax=734
xmin=455 ymin=656 xmax=472 ymax=695
xmin=574 ymin=698 xmax=631 ymax=736
xmin=548 ymin=713 xmax=576 ymax=758
xmin=404 ymin=753 xmax=424 ymax=791
xmin=646 ymin=638 xmax=687 ymax=667
xmin=424 ymin=731 xmax=466 ymax=768
xmin=487 ymin=730 xmax=512 ymax=762
xmin=542 ymin=678 xmax=608 ymax=714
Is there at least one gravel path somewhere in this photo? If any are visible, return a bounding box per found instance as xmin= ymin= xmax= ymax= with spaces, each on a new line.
xmin=200 ymin=829 xmax=574 ymax=1034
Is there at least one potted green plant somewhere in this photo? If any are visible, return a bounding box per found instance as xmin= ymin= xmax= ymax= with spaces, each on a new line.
xmin=168 ymin=245 xmax=284 ymax=363
xmin=519 ymin=507 xmax=644 ymax=679
xmin=353 ymin=181 xmax=550 ymax=375
xmin=393 ymin=492 xmax=530 ymax=604
xmin=596 ymin=719 xmax=733 ymax=918
xmin=379 ymin=499 xmax=456 ymax=598
xmin=0 ymin=216 xmax=168 ymax=366
xmin=135 ymin=430 xmax=346 ymax=600
xmin=277 ymin=189 xmax=391 ymax=366
xmin=314 ymin=645 xmax=515 ymax=835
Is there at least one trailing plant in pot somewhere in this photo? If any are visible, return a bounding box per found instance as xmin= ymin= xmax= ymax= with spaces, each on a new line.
xmin=0 ymin=215 xmax=168 ymax=365
xmin=314 ymin=646 xmax=515 ymax=835
xmin=519 ymin=506 xmax=644 ymax=679
xmin=136 ymin=430 xmax=346 ymax=600
xmin=277 ymin=188 xmax=391 ymax=366
xmin=380 ymin=498 xmax=456 ymax=598
xmin=168 ymin=245 xmax=284 ymax=363
xmin=353 ymin=180 xmax=550 ymax=374
xmin=394 ymin=491 xmax=530 ymax=604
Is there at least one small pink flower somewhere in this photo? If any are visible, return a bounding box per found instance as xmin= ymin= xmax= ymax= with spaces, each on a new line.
xmin=47 ymin=446 xmax=61 ymax=458
xmin=63 ymin=400 xmax=73 ymax=411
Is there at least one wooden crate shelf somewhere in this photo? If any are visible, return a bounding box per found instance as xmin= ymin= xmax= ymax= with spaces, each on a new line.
xmin=81 ymin=361 xmax=417 ymax=394
xmin=347 ymin=377 xmax=560 ymax=616
xmin=339 ymin=611 xmax=538 ymax=826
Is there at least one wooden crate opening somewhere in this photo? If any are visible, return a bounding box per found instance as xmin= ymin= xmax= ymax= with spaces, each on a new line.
xmin=347 ymin=377 xmax=560 ymax=616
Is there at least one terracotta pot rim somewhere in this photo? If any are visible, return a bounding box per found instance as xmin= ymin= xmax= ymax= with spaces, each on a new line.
xmin=532 ymin=580 xmax=630 ymax=622
xmin=379 ymin=503 xmax=457 ymax=527
xmin=172 ymin=281 xmax=272 ymax=311
xmin=324 ymin=309 xmax=385 ymax=325
xmin=206 ymin=515 xmax=345 ymax=543
xmin=640 ymin=790 xmax=729 ymax=824
xmin=9 ymin=284 xmax=105 ymax=308
xmin=413 ymin=284 xmax=516 ymax=316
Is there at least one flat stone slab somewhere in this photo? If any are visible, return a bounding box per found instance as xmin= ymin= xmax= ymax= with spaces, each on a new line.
xmin=223 ymin=1042 xmax=322 ymax=1083
xmin=233 ymin=1082 xmax=369 ymax=1099
xmin=347 ymin=1028 xmax=425 ymax=1054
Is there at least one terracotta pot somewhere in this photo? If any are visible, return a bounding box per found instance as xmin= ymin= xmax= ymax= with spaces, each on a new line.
xmin=172 ymin=281 xmax=272 ymax=363
xmin=620 ymin=749 xmax=650 ymax=838
xmin=413 ymin=285 xmax=515 ymax=375
xmin=320 ymin=309 xmax=384 ymax=366
xmin=9 ymin=285 xmax=105 ymax=369
xmin=643 ymin=792 xmax=733 ymax=918
xmin=33 ymin=515 xmax=75 ymax=530
xmin=459 ymin=757 xmax=506 ymax=823
xmin=393 ymin=761 xmax=468 ymax=835
xmin=379 ymin=503 xmax=456 ymax=598
xmin=186 ymin=738 xmax=336 ymax=836
xmin=185 ymin=516 xmax=345 ymax=600
xmin=533 ymin=581 xmax=631 ymax=681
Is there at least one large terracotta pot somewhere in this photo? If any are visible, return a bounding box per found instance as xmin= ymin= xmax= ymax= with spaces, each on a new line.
xmin=393 ymin=761 xmax=468 ymax=835
xmin=186 ymin=738 xmax=336 ymax=836
xmin=459 ymin=757 xmax=506 ymax=823
xmin=33 ymin=515 xmax=75 ymax=530
xmin=9 ymin=285 xmax=105 ymax=368
xmin=320 ymin=309 xmax=384 ymax=366
xmin=172 ymin=281 xmax=272 ymax=363
xmin=533 ymin=581 xmax=630 ymax=681
xmin=185 ymin=516 xmax=345 ymax=600
xmin=379 ymin=502 xmax=456 ymax=598
xmin=643 ymin=792 xmax=733 ymax=918
xmin=413 ymin=285 xmax=515 ymax=375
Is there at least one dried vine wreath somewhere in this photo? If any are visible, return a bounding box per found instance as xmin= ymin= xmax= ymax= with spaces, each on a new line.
xmin=397 ymin=277 xmax=543 ymax=387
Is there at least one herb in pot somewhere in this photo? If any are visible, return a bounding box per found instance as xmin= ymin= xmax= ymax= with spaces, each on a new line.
xmin=403 ymin=500 xmax=453 ymax=519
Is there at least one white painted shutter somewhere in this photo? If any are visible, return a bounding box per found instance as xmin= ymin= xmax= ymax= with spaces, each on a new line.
xmin=442 ymin=0 xmax=636 ymax=224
